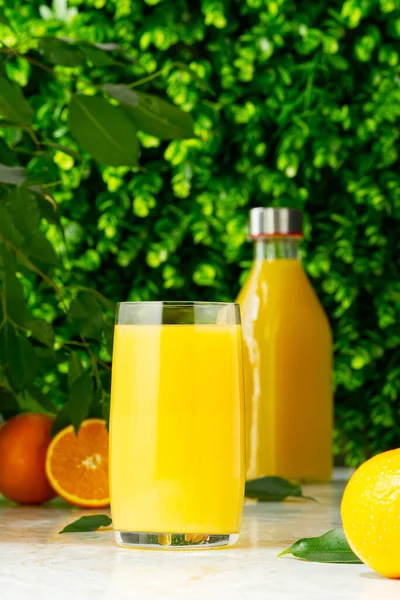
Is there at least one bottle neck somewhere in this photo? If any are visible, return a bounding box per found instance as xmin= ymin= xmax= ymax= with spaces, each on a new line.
xmin=253 ymin=237 xmax=301 ymax=261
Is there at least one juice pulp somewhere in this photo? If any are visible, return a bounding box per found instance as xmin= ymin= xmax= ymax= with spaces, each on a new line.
xmin=237 ymin=258 xmax=332 ymax=482
xmin=110 ymin=324 xmax=245 ymax=534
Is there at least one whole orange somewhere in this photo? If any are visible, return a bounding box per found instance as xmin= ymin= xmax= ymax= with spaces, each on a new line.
xmin=341 ymin=448 xmax=400 ymax=579
xmin=0 ymin=413 xmax=56 ymax=504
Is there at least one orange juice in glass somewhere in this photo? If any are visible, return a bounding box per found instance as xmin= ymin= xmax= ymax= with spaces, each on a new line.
xmin=109 ymin=302 xmax=245 ymax=549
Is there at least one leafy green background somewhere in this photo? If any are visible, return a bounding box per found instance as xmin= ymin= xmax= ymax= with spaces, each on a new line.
xmin=1 ymin=0 xmax=399 ymax=466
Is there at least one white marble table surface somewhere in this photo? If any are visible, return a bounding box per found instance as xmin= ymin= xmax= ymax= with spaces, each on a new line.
xmin=1 ymin=471 xmax=399 ymax=600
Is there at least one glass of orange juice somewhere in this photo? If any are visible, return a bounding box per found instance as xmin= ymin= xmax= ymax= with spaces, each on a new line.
xmin=109 ymin=301 xmax=245 ymax=550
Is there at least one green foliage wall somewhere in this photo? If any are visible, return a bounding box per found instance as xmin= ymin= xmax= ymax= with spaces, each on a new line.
xmin=2 ymin=0 xmax=400 ymax=465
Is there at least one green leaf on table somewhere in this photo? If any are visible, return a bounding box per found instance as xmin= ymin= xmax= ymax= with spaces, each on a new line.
xmin=68 ymin=94 xmax=139 ymax=167
xmin=5 ymin=187 xmax=40 ymax=234
xmin=39 ymin=36 xmax=85 ymax=67
xmin=68 ymin=291 xmax=104 ymax=340
xmin=68 ymin=351 xmax=83 ymax=388
xmin=0 ymin=75 xmax=33 ymax=125
xmin=245 ymin=476 xmax=316 ymax=502
xmin=59 ymin=514 xmax=112 ymax=534
xmin=27 ymin=318 xmax=54 ymax=347
xmin=28 ymin=231 xmax=59 ymax=266
xmin=278 ymin=528 xmax=362 ymax=564
xmin=0 ymin=163 xmax=26 ymax=186
xmin=7 ymin=328 xmax=39 ymax=391
xmin=103 ymin=84 xmax=195 ymax=140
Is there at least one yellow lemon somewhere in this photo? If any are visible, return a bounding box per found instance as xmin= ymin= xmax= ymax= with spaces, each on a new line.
xmin=341 ymin=448 xmax=400 ymax=578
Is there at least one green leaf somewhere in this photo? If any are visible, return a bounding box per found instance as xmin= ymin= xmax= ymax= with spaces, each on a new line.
xmin=52 ymin=371 xmax=94 ymax=436
xmin=78 ymin=43 xmax=118 ymax=67
xmin=328 ymin=55 xmax=350 ymax=71
xmin=68 ymin=94 xmax=139 ymax=167
xmin=0 ymin=247 xmax=29 ymax=326
xmin=0 ymin=138 xmax=18 ymax=165
xmin=72 ymin=286 xmax=116 ymax=314
xmin=0 ymin=10 xmax=11 ymax=26
xmin=39 ymin=37 xmax=121 ymax=69
xmin=0 ymin=75 xmax=33 ymax=125
xmin=35 ymin=195 xmax=60 ymax=226
xmin=59 ymin=514 xmax=111 ymax=534
xmin=90 ymin=378 xmax=109 ymax=424
xmin=68 ymin=292 xmax=104 ymax=340
xmin=0 ymin=384 xmax=19 ymax=419
xmin=0 ymin=118 xmax=24 ymax=127
xmin=7 ymin=328 xmax=39 ymax=391
xmin=278 ymin=528 xmax=362 ymax=564
xmin=172 ymin=62 xmax=216 ymax=96
xmin=28 ymin=231 xmax=59 ymax=266
xmin=27 ymin=318 xmax=54 ymax=347
xmin=51 ymin=402 xmax=72 ymax=437
xmin=39 ymin=36 xmax=85 ymax=67
xmin=0 ymin=204 xmax=24 ymax=248
xmin=41 ymin=141 xmax=82 ymax=161
xmin=34 ymin=346 xmax=58 ymax=367
xmin=103 ymin=84 xmax=195 ymax=139
xmin=103 ymin=316 xmax=114 ymax=356
xmin=5 ymin=187 xmax=40 ymax=234
xmin=0 ymin=163 xmax=27 ymax=185
xmin=67 ymin=372 xmax=94 ymax=434
xmin=101 ymin=395 xmax=110 ymax=429
xmin=245 ymin=476 xmax=316 ymax=502
xmin=26 ymin=385 xmax=57 ymax=414
xmin=68 ymin=351 xmax=83 ymax=388
xmin=25 ymin=156 xmax=60 ymax=186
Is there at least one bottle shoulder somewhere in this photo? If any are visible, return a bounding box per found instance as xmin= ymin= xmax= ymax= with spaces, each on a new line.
xmin=238 ymin=260 xmax=331 ymax=331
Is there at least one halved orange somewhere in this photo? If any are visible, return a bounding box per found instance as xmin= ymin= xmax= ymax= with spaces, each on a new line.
xmin=46 ymin=419 xmax=109 ymax=508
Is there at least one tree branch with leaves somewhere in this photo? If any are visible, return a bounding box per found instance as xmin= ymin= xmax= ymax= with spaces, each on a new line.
xmin=0 ymin=30 xmax=194 ymax=432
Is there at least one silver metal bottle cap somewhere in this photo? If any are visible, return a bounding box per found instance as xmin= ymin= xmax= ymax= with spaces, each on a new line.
xmin=249 ymin=207 xmax=303 ymax=238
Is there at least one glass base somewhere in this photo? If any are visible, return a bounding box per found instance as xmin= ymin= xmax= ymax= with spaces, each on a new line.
xmin=114 ymin=531 xmax=239 ymax=550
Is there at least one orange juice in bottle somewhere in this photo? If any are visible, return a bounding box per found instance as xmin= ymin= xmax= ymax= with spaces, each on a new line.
xmin=237 ymin=208 xmax=332 ymax=482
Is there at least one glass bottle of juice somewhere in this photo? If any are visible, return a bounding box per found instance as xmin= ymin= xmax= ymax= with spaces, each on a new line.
xmin=237 ymin=207 xmax=333 ymax=482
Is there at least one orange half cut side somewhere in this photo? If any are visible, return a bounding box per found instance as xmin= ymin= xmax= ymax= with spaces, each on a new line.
xmin=46 ymin=419 xmax=109 ymax=508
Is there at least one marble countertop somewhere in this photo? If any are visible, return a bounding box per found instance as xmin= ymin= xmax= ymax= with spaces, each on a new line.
xmin=1 ymin=471 xmax=399 ymax=599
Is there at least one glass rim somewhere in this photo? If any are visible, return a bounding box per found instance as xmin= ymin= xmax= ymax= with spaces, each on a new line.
xmin=117 ymin=301 xmax=240 ymax=308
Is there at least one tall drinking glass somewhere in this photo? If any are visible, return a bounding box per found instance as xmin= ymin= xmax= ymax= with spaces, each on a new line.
xmin=109 ymin=302 xmax=245 ymax=549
